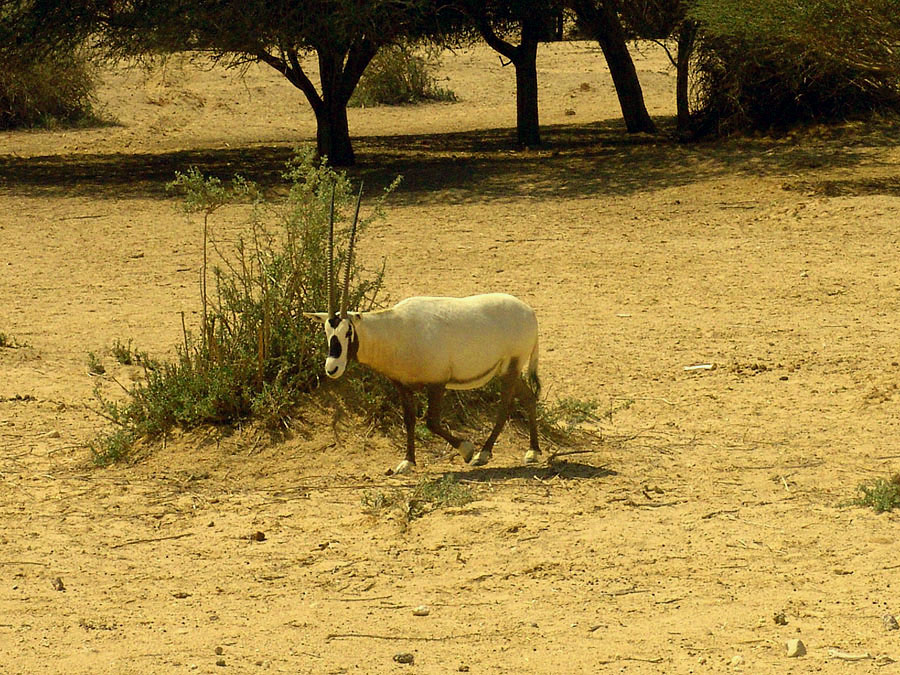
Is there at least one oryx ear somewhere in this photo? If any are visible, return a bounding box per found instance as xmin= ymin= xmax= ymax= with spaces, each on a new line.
xmin=302 ymin=312 xmax=330 ymax=324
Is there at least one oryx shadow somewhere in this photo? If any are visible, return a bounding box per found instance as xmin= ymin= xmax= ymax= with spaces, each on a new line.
xmin=448 ymin=460 xmax=617 ymax=484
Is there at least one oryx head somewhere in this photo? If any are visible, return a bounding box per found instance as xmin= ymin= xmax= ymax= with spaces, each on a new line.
xmin=303 ymin=183 xmax=362 ymax=380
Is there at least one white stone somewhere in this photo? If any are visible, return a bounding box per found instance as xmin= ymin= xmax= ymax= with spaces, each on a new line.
xmin=786 ymin=639 xmax=806 ymax=658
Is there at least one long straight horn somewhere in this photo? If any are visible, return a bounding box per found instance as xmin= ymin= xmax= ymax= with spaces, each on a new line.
xmin=340 ymin=181 xmax=364 ymax=319
xmin=327 ymin=184 xmax=336 ymax=319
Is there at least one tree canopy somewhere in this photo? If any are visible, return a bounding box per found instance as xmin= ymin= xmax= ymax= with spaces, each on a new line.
xmin=2 ymin=0 xmax=438 ymax=165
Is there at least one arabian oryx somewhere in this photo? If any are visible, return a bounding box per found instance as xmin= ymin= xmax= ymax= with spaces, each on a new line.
xmin=304 ymin=187 xmax=542 ymax=475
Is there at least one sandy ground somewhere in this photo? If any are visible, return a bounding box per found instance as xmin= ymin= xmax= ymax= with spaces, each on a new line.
xmin=2 ymin=41 xmax=900 ymax=674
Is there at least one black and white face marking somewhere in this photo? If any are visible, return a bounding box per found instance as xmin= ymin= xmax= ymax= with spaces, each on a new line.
xmin=324 ymin=316 xmax=355 ymax=379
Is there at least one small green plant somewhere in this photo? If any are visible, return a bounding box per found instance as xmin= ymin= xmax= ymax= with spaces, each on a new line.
xmin=87 ymin=352 xmax=106 ymax=375
xmin=350 ymin=42 xmax=457 ymax=107
xmin=0 ymin=332 xmax=23 ymax=348
xmin=89 ymin=428 xmax=136 ymax=467
xmin=361 ymin=489 xmax=404 ymax=516
xmin=852 ymin=474 xmax=900 ymax=513
xmin=412 ymin=474 xmax=473 ymax=508
xmin=111 ymin=338 xmax=136 ymax=365
xmin=363 ymin=474 xmax=474 ymax=521
xmin=406 ymin=474 xmax=474 ymax=520
xmin=540 ymin=397 xmax=603 ymax=432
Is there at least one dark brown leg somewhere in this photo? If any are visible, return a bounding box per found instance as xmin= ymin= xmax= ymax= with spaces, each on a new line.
xmin=517 ymin=377 xmax=541 ymax=462
xmin=472 ymin=369 xmax=518 ymax=466
xmin=425 ymin=385 xmax=475 ymax=462
xmin=394 ymin=382 xmax=417 ymax=473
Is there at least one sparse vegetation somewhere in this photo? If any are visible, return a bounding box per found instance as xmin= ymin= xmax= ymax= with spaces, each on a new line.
xmin=350 ymin=42 xmax=456 ymax=107
xmin=111 ymin=339 xmax=138 ymax=366
xmin=87 ymin=352 xmax=106 ymax=375
xmin=0 ymin=47 xmax=101 ymax=129
xmin=90 ymin=428 xmax=135 ymax=468
xmin=89 ymin=149 xmax=399 ymax=464
xmin=0 ymin=332 xmax=25 ymax=349
xmin=851 ymin=474 xmax=900 ymax=513
xmin=362 ymin=473 xmax=474 ymax=521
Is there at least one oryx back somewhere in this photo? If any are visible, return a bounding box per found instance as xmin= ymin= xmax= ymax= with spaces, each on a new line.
xmin=354 ymin=293 xmax=538 ymax=389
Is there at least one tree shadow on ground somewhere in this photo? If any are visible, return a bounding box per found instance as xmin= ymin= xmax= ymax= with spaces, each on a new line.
xmin=2 ymin=116 xmax=898 ymax=202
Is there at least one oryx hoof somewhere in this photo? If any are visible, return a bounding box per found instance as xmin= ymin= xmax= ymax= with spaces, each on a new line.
xmin=470 ymin=449 xmax=493 ymax=466
xmin=458 ymin=441 xmax=475 ymax=463
xmin=391 ymin=460 xmax=415 ymax=475
xmin=524 ymin=449 xmax=541 ymax=465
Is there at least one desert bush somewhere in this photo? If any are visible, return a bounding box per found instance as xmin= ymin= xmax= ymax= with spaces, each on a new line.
xmin=350 ymin=42 xmax=456 ymax=107
xmin=90 ymin=149 xmax=399 ymax=465
xmin=689 ymin=0 xmax=900 ymax=133
xmin=0 ymin=332 xmax=23 ymax=348
xmin=852 ymin=474 xmax=900 ymax=513
xmin=0 ymin=47 xmax=100 ymax=129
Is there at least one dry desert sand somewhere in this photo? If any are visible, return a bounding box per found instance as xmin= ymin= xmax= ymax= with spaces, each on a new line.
xmin=2 ymin=41 xmax=900 ymax=673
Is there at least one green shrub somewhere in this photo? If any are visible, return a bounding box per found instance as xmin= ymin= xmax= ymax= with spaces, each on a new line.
xmin=90 ymin=149 xmax=400 ymax=463
xmin=689 ymin=0 xmax=900 ymax=133
xmin=852 ymin=474 xmax=900 ymax=513
xmin=350 ymin=42 xmax=456 ymax=107
xmin=0 ymin=47 xmax=100 ymax=129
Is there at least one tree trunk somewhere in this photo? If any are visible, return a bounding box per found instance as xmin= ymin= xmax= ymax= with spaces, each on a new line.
xmin=314 ymin=98 xmax=355 ymax=166
xmin=675 ymin=21 xmax=698 ymax=134
xmin=571 ymin=0 xmax=656 ymax=134
xmin=515 ymin=19 xmax=542 ymax=147
xmin=316 ymin=48 xmax=356 ymax=166
xmin=477 ymin=15 xmax=542 ymax=147
xmin=257 ymin=40 xmax=376 ymax=167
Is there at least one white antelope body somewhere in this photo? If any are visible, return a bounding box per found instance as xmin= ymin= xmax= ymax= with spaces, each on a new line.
xmin=354 ymin=294 xmax=538 ymax=390
xmin=305 ymin=188 xmax=541 ymax=475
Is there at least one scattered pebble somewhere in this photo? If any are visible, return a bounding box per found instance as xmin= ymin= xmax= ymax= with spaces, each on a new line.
xmin=786 ymin=638 xmax=806 ymax=658
xmin=883 ymin=614 xmax=899 ymax=631
xmin=215 ymin=658 xmax=226 ymax=667
xmin=215 ymin=646 xmax=224 ymax=655
xmin=458 ymin=666 xmax=470 ymax=673
xmin=773 ymin=611 xmax=787 ymax=625
xmin=730 ymin=654 xmax=743 ymax=667
xmin=248 ymin=531 xmax=266 ymax=542
xmin=51 ymin=577 xmax=65 ymax=592
xmin=393 ymin=652 xmax=414 ymax=665
xmin=412 ymin=605 xmax=430 ymax=616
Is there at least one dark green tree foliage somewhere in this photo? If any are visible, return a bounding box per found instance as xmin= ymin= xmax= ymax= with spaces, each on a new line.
xmin=1 ymin=0 xmax=437 ymax=165
xmin=689 ymin=0 xmax=900 ymax=132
